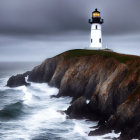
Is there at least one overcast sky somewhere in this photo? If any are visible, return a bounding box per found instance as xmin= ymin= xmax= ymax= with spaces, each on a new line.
xmin=0 ymin=0 xmax=140 ymax=61
xmin=0 ymin=0 xmax=140 ymax=35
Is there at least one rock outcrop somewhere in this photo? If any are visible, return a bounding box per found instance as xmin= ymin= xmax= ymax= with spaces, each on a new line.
xmin=66 ymin=96 xmax=89 ymax=118
xmin=6 ymin=49 xmax=140 ymax=139
xmin=7 ymin=71 xmax=30 ymax=87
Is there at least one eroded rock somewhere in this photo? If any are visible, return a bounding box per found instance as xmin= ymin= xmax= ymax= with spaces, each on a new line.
xmin=6 ymin=49 xmax=140 ymax=139
xmin=7 ymin=74 xmax=30 ymax=87
xmin=66 ymin=96 xmax=89 ymax=118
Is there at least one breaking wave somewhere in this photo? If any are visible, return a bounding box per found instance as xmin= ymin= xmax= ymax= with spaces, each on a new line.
xmin=0 ymin=80 xmax=120 ymax=140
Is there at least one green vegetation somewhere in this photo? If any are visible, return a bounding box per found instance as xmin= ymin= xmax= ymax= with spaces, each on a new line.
xmin=58 ymin=49 xmax=139 ymax=63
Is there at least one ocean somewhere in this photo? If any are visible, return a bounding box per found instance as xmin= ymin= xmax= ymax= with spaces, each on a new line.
xmin=0 ymin=62 xmax=120 ymax=140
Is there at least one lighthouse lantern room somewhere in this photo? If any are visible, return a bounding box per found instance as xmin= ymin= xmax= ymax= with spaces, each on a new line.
xmin=89 ymin=8 xmax=104 ymax=49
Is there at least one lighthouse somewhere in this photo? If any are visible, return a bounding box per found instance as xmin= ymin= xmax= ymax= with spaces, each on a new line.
xmin=89 ymin=8 xmax=104 ymax=49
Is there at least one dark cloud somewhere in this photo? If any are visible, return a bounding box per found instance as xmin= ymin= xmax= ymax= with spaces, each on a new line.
xmin=0 ymin=0 xmax=139 ymax=35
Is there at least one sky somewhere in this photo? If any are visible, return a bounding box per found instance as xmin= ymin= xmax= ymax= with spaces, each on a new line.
xmin=0 ymin=0 xmax=140 ymax=61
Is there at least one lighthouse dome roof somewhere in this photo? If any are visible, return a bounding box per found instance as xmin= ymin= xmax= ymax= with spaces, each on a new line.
xmin=93 ymin=8 xmax=100 ymax=13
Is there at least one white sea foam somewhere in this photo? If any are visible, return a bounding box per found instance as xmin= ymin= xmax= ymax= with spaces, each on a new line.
xmin=86 ymin=99 xmax=90 ymax=104
xmin=73 ymin=120 xmax=98 ymax=137
xmin=101 ymin=130 xmax=121 ymax=139
xmin=0 ymin=81 xmax=121 ymax=140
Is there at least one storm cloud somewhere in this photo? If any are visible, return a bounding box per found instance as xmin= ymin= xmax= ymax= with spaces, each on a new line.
xmin=0 ymin=0 xmax=140 ymax=35
xmin=0 ymin=0 xmax=139 ymax=62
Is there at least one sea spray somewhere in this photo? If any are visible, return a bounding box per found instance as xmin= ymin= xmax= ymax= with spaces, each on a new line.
xmin=0 ymin=77 xmax=120 ymax=139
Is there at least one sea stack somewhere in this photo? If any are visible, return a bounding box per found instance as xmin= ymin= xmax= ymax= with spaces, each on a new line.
xmin=89 ymin=8 xmax=104 ymax=49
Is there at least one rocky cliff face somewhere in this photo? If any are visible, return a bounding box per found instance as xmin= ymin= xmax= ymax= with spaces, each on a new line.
xmin=7 ymin=49 xmax=140 ymax=139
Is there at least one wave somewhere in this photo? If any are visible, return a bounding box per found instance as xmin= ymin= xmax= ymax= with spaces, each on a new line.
xmin=0 ymin=101 xmax=25 ymax=120
xmin=0 ymin=79 xmax=121 ymax=140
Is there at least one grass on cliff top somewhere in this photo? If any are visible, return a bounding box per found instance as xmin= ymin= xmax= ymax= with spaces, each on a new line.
xmin=58 ymin=49 xmax=139 ymax=63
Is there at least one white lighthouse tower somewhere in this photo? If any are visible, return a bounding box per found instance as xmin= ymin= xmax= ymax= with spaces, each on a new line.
xmin=89 ymin=8 xmax=104 ymax=49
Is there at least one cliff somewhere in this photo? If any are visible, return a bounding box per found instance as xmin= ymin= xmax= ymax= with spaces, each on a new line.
xmin=7 ymin=49 xmax=140 ymax=139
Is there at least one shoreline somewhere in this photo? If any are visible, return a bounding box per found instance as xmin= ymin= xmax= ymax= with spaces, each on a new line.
xmin=6 ymin=49 xmax=140 ymax=139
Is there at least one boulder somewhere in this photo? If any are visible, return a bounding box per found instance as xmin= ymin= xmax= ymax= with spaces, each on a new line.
xmin=7 ymin=73 xmax=30 ymax=87
xmin=66 ymin=96 xmax=89 ymax=118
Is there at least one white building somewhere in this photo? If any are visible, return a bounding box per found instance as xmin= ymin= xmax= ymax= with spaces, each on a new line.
xmin=89 ymin=8 xmax=104 ymax=49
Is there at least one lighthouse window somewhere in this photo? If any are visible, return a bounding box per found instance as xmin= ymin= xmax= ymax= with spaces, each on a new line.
xmin=99 ymin=38 xmax=101 ymax=43
xmin=96 ymin=25 xmax=98 ymax=29
xmin=91 ymin=39 xmax=92 ymax=43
